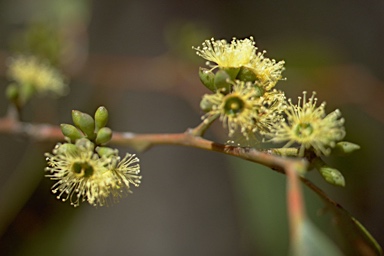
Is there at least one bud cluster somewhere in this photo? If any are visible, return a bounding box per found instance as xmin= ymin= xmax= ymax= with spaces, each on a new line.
xmin=45 ymin=106 xmax=141 ymax=207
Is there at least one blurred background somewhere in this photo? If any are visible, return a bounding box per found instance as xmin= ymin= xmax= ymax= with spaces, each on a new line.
xmin=0 ymin=0 xmax=383 ymax=255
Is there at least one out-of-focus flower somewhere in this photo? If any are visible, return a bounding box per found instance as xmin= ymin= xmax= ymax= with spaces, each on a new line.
xmin=7 ymin=55 xmax=68 ymax=97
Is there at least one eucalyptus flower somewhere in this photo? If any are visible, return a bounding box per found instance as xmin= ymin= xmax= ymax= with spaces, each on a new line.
xmin=45 ymin=138 xmax=141 ymax=207
xmin=266 ymin=91 xmax=345 ymax=156
xmin=7 ymin=55 xmax=68 ymax=97
xmin=193 ymin=37 xmax=257 ymax=70
xmin=201 ymin=80 xmax=285 ymax=139
xmin=245 ymin=50 xmax=285 ymax=90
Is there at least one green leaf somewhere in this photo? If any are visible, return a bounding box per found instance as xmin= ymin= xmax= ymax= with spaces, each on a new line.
xmin=302 ymin=179 xmax=383 ymax=255
xmin=291 ymin=218 xmax=343 ymax=256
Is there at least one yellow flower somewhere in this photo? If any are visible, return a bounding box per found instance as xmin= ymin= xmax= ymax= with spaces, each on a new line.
xmin=266 ymin=92 xmax=345 ymax=156
xmin=45 ymin=138 xmax=141 ymax=207
xmin=193 ymin=37 xmax=257 ymax=69
xmin=7 ymin=55 xmax=68 ymax=96
xmin=245 ymin=50 xmax=285 ymax=90
xmin=201 ymin=80 xmax=285 ymax=139
xmin=108 ymin=153 xmax=141 ymax=199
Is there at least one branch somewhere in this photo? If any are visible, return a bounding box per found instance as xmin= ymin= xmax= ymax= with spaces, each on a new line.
xmin=0 ymin=116 xmax=307 ymax=174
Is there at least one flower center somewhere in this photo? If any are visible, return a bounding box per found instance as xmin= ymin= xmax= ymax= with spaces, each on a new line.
xmin=295 ymin=122 xmax=314 ymax=137
xmin=223 ymin=96 xmax=245 ymax=116
xmin=72 ymin=162 xmax=94 ymax=178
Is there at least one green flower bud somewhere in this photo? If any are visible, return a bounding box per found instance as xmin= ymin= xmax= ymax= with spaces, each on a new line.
xmin=19 ymin=83 xmax=36 ymax=104
xmin=200 ymin=95 xmax=214 ymax=112
xmin=252 ymin=84 xmax=264 ymax=97
xmin=318 ymin=166 xmax=345 ymax=187
xmin=214 ymin=70 xmax=232 ymax=93
xmin=332 ymin=141 xmax=360 ymax=156
xmin=60 ymin=124 xmax=84 ymax=142
xmin=55 ymin=143 xmax=78 ymax=155
xmin=95 ymin=106 xmax=109 ymax=132
xmin=96 ymin=146 xmax=117 ymax=157
xmin=236 ymin=66 xmax=257 ymax=82
xmin=95 ymin=127 xmax=112 ymax=145
xmin=223 ymin=67 xmax=240 ymax=80
xmin=72 ymin=110 xmax=96 ymax=140
xmin=6 ymin=84 xmax=19 ymax=102
xmin=198 ymin=68 xmax=215 ymax=92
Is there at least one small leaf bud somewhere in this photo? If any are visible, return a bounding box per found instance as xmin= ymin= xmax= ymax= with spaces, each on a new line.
xmin=332 ymin=141 xmax=360 ymax=156
xmin=198 ymin=68 xmax=215 ymax=92
xmin=236 ymin=66 xmax=257 ymax=82
xmin=214 ymin=70 xmax=232 ymax=93
xmin=60 ymin=124 xmax=84 ymax=142
xmin=318 ymin=166 xmax=345 ymax=187
xmin=72 ymin=110 xmax=96 ymax=140
xmin=95 ymin=106 xmax=109 ymax=132
xmin=95 ymin=127 xmax=112 ymax=145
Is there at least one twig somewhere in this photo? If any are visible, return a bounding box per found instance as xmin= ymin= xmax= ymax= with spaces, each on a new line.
xmin=0 ymin=116 xmax=307 ymax=174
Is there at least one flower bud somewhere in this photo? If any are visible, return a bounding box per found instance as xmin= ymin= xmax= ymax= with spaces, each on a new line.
xmin=95 ymin=127 xmax=112 ymax=145
xmin=55 ymin=143 xmax=78 ymax=155
xmin=318 ymin=166 xmax=345 ymax=187
xmin=214 ymin=70 xmax=232 ymax=93
xmin=223 ymin=67 xmax=240 ymax=80
xmin=72 ymin=110 xmax=96 ymax=140
xmin=19 ymin=83 xmax=36 ymax=104
xmin=198 ymin=68 xmax=215 ymax=92
xmin=96 ymin=146 xmax=117 ymax=157
xmin=60 ymin=124 xmax=84 ymax=142
xmin=95 ymin=106 xmax=109 ymax=132
xmin=332 ymin=141 xmax=360 ymax=156
xmin=236 ymin=66 xmax=257 ymax=82
xmin=200 ymin=95 xmax=214 ymax=112
xmin=252 ymin=84 xmax=264 ymax=97
xmin=6 ymin=84 xmax=19 ymax=102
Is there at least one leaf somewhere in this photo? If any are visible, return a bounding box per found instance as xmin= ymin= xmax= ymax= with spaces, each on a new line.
xmin=291 ymin=218 xmax=343 ymax=256
xmin=301 ymin=178 xmax=383 ymax=256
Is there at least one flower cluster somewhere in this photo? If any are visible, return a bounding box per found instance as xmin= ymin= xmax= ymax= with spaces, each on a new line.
xmin=194 ymin=36 xmax=348 ymax=159
xmin=45 ymin=107 xmax=141 ymax=207
xmin=7 ymin=55 xmax=68 ymax=99
xmin=193 ymin=37 xmax=285 ymax=90
xmin=194 ymin=37 xmax=286 ymax=140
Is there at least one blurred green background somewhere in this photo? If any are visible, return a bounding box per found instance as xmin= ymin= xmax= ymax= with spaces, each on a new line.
xmin=0 ymin=0 xmax=383 ymax=255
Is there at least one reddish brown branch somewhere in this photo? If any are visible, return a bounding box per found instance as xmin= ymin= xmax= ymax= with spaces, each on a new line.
xmin=0 ymin=116 xmax=306 ymax=175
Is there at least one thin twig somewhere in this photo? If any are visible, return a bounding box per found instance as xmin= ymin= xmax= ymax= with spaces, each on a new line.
xmin=0 ymin=115 xmax=307 ymax=174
